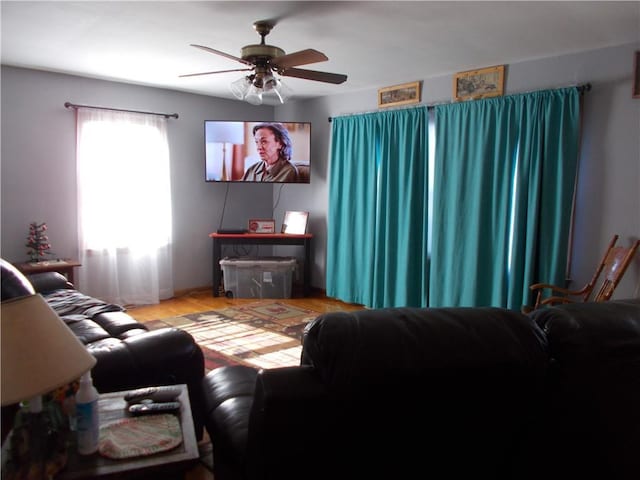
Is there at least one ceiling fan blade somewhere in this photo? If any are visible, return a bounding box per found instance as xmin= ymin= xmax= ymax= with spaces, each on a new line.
xmin=281 ymin=67 xmax=347 ymax=84
xmin=179 ymin=68 xmax=253 ymax=78
xmin=271 ymin=49 xmax=328 ymax=69
xmin=190 ymin=44 xmax=253 ymax=66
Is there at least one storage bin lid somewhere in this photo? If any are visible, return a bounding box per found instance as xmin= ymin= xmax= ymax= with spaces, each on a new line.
xmin=220 ymin=256 xmax=297 ymax=267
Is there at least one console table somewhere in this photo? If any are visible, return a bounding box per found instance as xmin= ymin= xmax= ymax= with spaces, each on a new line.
xmin=209 ymin=233 xmax=313 ymax=297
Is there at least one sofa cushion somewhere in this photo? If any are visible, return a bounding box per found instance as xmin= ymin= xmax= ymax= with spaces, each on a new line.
xmin=63 ymin=316 xmax=111 ymax=344
xmin=93 ymin=311 xmax=148 ymax=337
xmin=43 ymin=288 xmax=124 ymax=318
xmin=118 ymin=328 xmax=149 ymax=339
xmin=27 ymin=271 xmax=74 ymax=293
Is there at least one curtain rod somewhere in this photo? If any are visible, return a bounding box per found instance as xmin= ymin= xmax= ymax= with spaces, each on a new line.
xmin=64 ymin=102 xmax=179 ymax=119
xmin=327 ymin=82 xmax=592 ymax=122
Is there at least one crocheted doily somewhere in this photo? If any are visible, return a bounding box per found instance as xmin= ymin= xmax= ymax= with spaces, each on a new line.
xmin=98 ymin=413 xmax=182 ymax=459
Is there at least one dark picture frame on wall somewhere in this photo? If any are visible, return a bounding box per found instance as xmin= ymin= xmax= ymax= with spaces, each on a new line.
xmin=633 ymin=51 xmax=640 ymax=99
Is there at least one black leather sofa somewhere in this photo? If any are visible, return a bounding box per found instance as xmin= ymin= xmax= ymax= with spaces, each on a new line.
xmin=201 ymin=299 xmax=640 ymax=480
xmin=0 ymin=258 xmax=206 ymax=439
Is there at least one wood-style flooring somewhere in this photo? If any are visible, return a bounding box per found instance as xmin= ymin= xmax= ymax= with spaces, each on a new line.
xmin=127 ymin=288 xmax=363 ymax=480
xmin=127 ymin=287 xmax=364 ymax=323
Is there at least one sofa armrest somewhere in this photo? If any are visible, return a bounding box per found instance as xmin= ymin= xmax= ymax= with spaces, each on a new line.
xmin=1 ymin=258 xmax=35 ymax=299
xmin=529 ymin=300 xmax=640 ymax=478
xmin=28 ymin=271 xmax=74 ymax=293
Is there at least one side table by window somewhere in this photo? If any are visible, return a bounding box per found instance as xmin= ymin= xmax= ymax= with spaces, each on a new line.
xmin=14 ymin=259 xmax=81 ymax=284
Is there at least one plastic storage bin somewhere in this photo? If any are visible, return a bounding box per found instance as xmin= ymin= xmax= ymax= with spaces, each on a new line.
xmin=220 ymin=256 xmax=297 ymax=299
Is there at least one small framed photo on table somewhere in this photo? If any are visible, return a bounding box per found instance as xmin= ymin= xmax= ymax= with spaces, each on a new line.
xmin=281 ymin=211 xmax=309 ymax=234
xmin=248 ymin=219 xmax=275 ymax=234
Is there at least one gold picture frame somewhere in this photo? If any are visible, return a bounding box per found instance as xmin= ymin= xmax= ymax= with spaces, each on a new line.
xmin=378 ymin=81 xmax=421 ymax=108
xmin=453 ymin=65 xmax=505 ymax=101
xmin=633 ymin=51 xmax=640 ymax=99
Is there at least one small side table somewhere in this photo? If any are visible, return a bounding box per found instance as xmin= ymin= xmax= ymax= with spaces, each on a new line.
xmin=58 ymin=384 xmax=198 ymax=479
xmin=15 ymin=259 xmax=81 ymax=284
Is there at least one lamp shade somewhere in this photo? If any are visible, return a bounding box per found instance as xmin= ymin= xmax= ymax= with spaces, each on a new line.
xmin=1 ymin=294 xmax=97 ymax=406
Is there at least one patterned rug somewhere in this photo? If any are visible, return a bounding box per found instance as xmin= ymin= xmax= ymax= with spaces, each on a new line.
xmin=143 ymin=302 xmax=321 ymax=371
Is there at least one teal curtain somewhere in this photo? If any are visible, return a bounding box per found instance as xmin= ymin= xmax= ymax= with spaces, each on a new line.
xmin=430 ymin=98 xmax=519 ymax=307
xmin=430 ymin=88 xmax=580 ymax=308
xmin=327 ymin=107 xmax=429 ymax=308
xmin=509 ymin=88 xmax=581 ymax=308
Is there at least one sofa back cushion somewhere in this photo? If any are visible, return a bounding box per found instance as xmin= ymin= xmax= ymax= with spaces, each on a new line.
xmin=302 ymin=306 xmax=548 ymax=390
xmin=300 ymin=307 xmax=549 ymax=478
xmin=1 ymin=258 xmax=35 ymax=300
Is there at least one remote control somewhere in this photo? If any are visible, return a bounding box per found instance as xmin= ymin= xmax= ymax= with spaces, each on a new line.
xmin=124 ymin=386 xmax=182 ymax=404
xmin=128 ymin=401 xmax=181 ymax=415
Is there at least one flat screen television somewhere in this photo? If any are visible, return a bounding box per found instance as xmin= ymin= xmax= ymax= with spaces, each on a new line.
xmin=205 ymin=121 xmax=311 ymax=183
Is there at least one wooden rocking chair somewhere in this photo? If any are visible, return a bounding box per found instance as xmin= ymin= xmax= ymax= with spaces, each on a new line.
xmin=525 ymin=234 xmax=640 ymax=312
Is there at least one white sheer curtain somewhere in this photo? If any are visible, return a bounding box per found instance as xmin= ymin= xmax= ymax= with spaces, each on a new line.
xmin=76 ymin=108 xmax=173 ymax=305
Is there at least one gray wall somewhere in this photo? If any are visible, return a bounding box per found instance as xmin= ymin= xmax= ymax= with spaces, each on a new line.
xmin=2 ymin=41 xmax=639 ymax=300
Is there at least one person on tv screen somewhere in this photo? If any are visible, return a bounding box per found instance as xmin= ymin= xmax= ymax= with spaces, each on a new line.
xmin=243 ymin=122 xmax=298 ymax=182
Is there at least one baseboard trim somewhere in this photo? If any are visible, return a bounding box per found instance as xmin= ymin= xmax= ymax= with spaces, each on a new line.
xmin=172 ymin=285 xmax=212 ymax=298
xmin=170 ymin=284 xmax=326 ymax=299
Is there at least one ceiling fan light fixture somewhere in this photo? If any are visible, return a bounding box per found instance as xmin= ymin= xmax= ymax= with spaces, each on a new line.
xmin=273 ymin=79 xmax=293 ymax=104
xmin=230 ymin=72 xmax=293 ymax=105
xmin=262 ymin=73 xmax=277 ymax=92
xmin=244 ymin=83 xmax=263 ymax=105
xmin=230 ymin=76 xmax=251 ymax=100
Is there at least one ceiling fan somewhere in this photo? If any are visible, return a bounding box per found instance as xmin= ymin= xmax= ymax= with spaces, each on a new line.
xmin=180 ymin=20 xmax=347 ymax=104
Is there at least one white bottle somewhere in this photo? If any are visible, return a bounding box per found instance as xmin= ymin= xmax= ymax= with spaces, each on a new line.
xmin=75 ymin=370 xmax=100 ymax=455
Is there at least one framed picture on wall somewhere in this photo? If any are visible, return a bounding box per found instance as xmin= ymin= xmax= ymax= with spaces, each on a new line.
xmin=633 ymin=51 xmax=640 ymax=99
xmin=378 ymin=81 xmax=421 ymax=108
xmin=453 ymin=65 xmax=505 ymax=101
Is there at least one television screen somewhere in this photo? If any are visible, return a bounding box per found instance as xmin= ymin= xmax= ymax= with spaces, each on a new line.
xmin=205 ymin=121 xmax=311 ymax=183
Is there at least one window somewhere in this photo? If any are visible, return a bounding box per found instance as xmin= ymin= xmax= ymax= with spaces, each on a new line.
xmin=75 ymin=108 xmax=173 ymax=305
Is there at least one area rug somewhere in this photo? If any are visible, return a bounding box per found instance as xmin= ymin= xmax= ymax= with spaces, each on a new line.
xmin=143 ymin=302 xmax=321 ymax=371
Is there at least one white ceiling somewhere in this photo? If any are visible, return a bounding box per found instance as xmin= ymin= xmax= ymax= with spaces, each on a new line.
xmin=2 ymin=1 xmax=639 ymax=102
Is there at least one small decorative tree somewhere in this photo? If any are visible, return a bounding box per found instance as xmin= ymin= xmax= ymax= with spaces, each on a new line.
xmin=25 ymin=222 xmax=54 ymax=262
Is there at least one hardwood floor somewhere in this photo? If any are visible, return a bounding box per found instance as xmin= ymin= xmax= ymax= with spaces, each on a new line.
xmin=127 ymin=288 xmax=363 ymax=480
xmin=126 ymin=287 xmax=364 ymax=322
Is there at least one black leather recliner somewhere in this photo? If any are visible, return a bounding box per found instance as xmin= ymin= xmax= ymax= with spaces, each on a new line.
xmin=202 ymin=299 xmax=640 ymax=480
xmin=1 ymin=258 xmax=206 ymax=440
xmin=202 ymin=306 xmax=552 ymax=480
